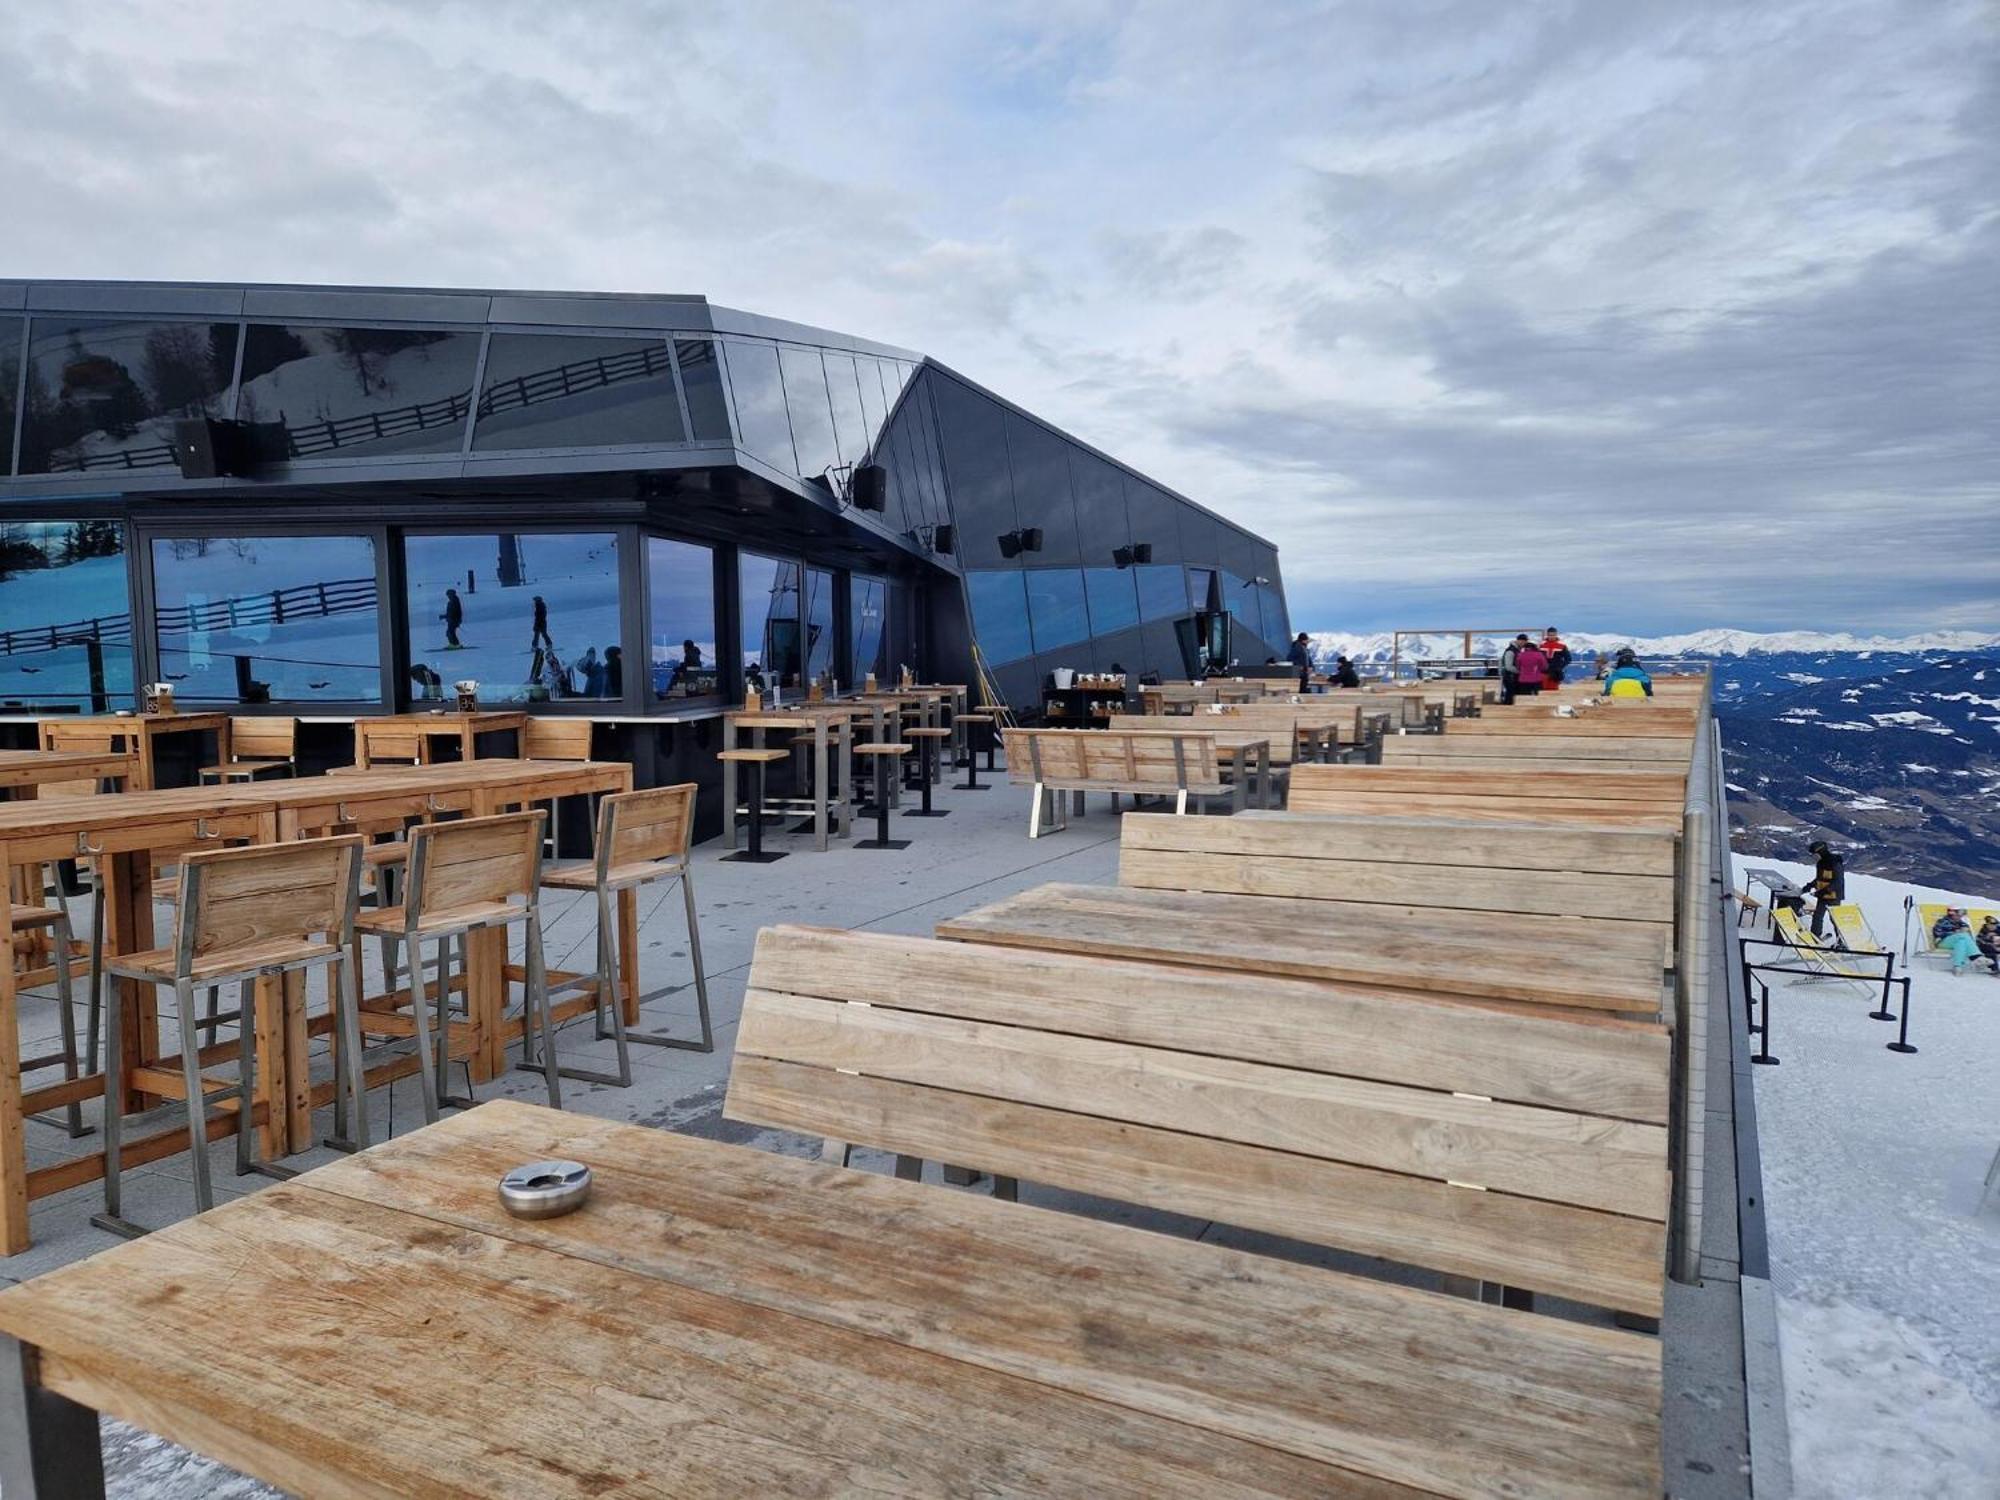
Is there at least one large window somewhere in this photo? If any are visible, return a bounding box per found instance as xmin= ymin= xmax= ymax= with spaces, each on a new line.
xmin=0 ymin=521 xmax=135 ymax=709
xmin=673 ymin=339 xmax=732 ymax=442
xmin=1025 ymin=568 xmax=1090 ymax=655
xmin=1135 ymin=563 xmax=1189 ymax=622
xmin=236 ymin=324 xmax=481 ymax=460
xmin=965 ymin=570 xmax=1033 ymax=665
xmin=803 ymin=566 xmax=837 ymax=682
xmin=822 ymin=353 xmax=870 ymax=467
xmin=722 ymin=340 xmax=795 ymax=473
xmin=1083 ymin=567 xmax=1139 ymax=636
xmin=472 ymin=334 xmax=683 ymax=452
xmin=647 ymin=537 xmax=719 ymax=702
xmin=404 ymin=532 xmax=621 ymax=703
xmin=851 ymin=575 xmax=887 ymax=683
xmin=19 ymin=318 xmax=239 ymax=474
xmin=152 ymin=535 xmax=381 ymax=703
xmin=779 ymin=347 xmax=839 ymax=479
xmin=1 ymin=319 xmax=20 ymax=475
xmin=739 ymin=552 xmax=802 ymax=692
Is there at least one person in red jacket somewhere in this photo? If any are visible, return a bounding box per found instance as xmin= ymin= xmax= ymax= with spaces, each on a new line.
xmin=1514 ymin=638 xmax=1549 ymax=696
xmin=1540 ymin=628 xmax=1572 ymax=688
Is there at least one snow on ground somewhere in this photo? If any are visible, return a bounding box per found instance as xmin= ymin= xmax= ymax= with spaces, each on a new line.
xmin=1735 ymin=856 xmax=2000 ymax=1498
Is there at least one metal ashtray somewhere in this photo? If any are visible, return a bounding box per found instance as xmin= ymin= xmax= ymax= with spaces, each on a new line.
xmin=498 ymin=1160 xmax=593 ymax=1219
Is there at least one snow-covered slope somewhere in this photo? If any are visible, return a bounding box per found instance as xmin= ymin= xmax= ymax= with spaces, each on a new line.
xmin=1305 ymin=627 xmax=2000 ymax=665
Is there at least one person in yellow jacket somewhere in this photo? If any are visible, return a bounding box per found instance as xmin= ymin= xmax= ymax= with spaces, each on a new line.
xmin=1601 ymin=647 xmax=1654 ymax=698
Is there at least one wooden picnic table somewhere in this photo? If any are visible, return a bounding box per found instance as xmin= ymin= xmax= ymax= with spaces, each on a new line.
xmin=721 ymin=705 xmax=852 ymax=851
xmin=352 ymin=710 xmax=529 ymax=765
xmin=937 ymin=880 xmax=1672 ymax=1019
xmin=38 ymin=712 xmax=232 ymax=790
xmin=0 ymin=1100 xmax=1662 ymax=1498
xmin=0 ymin=749 xmax=137 ymax=795
xmin=0 ymin=759 xmax=634 ymax=1256
xmin=1115 ymin=727 xmax=1275 ymax=806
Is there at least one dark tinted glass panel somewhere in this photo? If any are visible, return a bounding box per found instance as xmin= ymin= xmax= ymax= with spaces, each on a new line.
xmin=1124 ymin=479 xmax=1187 ymax=564
xmin=930 ymin=378 xmax=1016 ymax=567
xmin=673 ymin=339 xmax=732 ymax=441
xmin=740 ymin=551 xmax=804 ymax=691
xmin=1 ymin=319 xmax=20 ymax=474
xmin=236 ymin=324 xmax=477 ymax=460
xmin=965 ymin=570 xmax=1033 ymax=665
xmin=405 ymin=532 xmax=621 ymax=704
xmin=20 ymin=318 xmax=238 ymax=474
xmin=853 ymin=355 xmax=886 ymax=443
xmin=803 ymin=566 xmax=837 ymax=681
xmin=1069 ymin=452 xmax=1128 ymax=564
xmin=1083 ymin=566 xmax=1139 ymax=635
xmin=1025 ymin=568 xmax=1090 ymax=654
xmin=1218 ymin=570 xmax=1256 ymax=635
xmin=1002 ymin=415 xmax=1080 ymax=565
xmin=779 ymin=346 xmax=838 ymax=478
xmin=1188 ymin=568 xmax=1218 ymax=613
xmin=722 ymin=340 xmax=795 ymax=472
xmin=472 ymin=334 xmax=682 ymax=452
xmin=822 ymin=353 xmax=869 ymax=466
xmin=850 ymin=575 xmax=887 ymax=681
xmin=0 ymin=520 xmax=135 ymax=708
xmin=1258 ymin=583 xmax=1289 ymax=642
xmin=154 ymin=535 xmax=380 ymax=704
xmin=1135 ymin=564 xmax=1188 ymax=622
xmin=648 ymin=536 xmax=719 ymax=701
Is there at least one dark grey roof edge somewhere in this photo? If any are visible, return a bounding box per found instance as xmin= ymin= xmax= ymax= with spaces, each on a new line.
xmin=920 ymin=358 xmax=1280 ymax=555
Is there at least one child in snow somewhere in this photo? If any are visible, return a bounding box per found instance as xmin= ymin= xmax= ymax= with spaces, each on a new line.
xmin=1976 ymin=916 xmax=2000 ymax=975
xmin=1932 ymin=908 xmax=1979 ymax=973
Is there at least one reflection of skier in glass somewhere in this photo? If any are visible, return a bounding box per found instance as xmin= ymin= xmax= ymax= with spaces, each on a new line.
xmin=441 ymin=588 xmax=464 ymax=648
xmin=531 ymin=595 xmax=552 ymax=651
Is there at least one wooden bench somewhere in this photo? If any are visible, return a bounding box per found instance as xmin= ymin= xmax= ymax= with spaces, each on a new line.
xmin=1003 ymin=727 xmax=1231 ymax=838
xmin=1382 ymin=733 xmax=1692 ymax=768
xmin=728 ymin=925 xmax=1670 ymax=1325
xmin=1286 ymin=763 xmax=1686 ymax=830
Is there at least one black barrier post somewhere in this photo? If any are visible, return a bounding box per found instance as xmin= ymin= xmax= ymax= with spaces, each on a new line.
xmin=1749 ymin=972 xmax=1778 ymax=1065
xmin=1868 ymin=952 xmax=1898 ymax=1022
xmin=1887 ymin=977 xmax=1918 ymax=1054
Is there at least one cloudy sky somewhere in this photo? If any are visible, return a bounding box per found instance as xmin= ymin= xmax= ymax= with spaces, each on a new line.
xmin=3 ymin=0 xmax=1994 ymax=635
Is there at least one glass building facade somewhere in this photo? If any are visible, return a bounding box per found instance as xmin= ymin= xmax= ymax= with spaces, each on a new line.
xmin=0 ymin=281 xmax=1285 ymax=720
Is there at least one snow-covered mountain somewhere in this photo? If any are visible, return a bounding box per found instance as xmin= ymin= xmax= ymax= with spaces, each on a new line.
xmin=1305 ymin=627 xmax=2000 ymax=665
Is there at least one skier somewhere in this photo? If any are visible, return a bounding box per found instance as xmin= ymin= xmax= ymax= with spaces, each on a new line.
xmin=441 ymin=587 xmax=464 ymax=649
xmin=1541 ymin=628 xmax=1572 ymax=689
xmin=1806 ymin=840 xmax=1845 ymax=938
xmin=531 ymin=595 xmax=553 ymax=652
xmin=1601 ymin=648 xmax=1654 ymax=698
xmin=1513 ymin=637 xmax=1549 ymax=698
xmin=1499 ymin=634 xmax=1527 ymax=704
xmin=1286 ymin=632 xmax=1313 ymax=691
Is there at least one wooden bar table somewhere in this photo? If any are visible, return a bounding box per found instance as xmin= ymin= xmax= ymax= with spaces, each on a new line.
xmin=720 ymin=706 xmax=852 ymax=851
xmin=353 ymin=710 xmax=528 ymax=766
xmin=0 ymin=749 xmax=137 ymax=797
xmin=0 ymin=1101 xmax=1663 ymax=1498
xmin=0 ymin=760 xmax=634 ymax=1256
xmin=37 ymin=712 xmax=231 ymax=790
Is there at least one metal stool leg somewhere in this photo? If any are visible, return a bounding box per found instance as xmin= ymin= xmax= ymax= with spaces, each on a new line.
xmin=89 ymin=967 xmax=144 ymax=1238
xmin=326 ymin=947 xmax=371 ymax=1152
xmin=622 ymin=870 xmax=717 ymax=1053
xmin=174 ymin=977 xmax=215 ymax=1213
xmin=525 ymin=916 xmax=562 ymax=1110
xmin=407 ymin=933 xmax=441 ymax=1127
xmin=49 ymin=908 xmax=86 ymax=1138
xmin=544 ymin=890 xmax=633 ymax=1088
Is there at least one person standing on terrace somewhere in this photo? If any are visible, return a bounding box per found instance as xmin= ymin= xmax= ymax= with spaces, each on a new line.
xmin=1513 ymin=636 xmax=1549 ymax=697
xmin=1287 ymin=632 xmax=1313 ymax=691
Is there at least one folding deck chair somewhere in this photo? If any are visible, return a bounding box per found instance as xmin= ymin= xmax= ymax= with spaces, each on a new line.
xmin=1906 ymin=901 xmax=2000 ymax=967
xmin=1771 ymin=907 xmax=1878 ymax=995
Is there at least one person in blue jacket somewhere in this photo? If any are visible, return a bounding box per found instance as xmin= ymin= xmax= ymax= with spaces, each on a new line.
xmin=1601 ymin=648 xmax=1654 ymax=698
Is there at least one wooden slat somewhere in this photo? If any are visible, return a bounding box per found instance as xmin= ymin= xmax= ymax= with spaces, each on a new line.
xmin=738 ymin=989 xmax=1667 ymax=1217
xmin=1384 ymin=736 xmax=1689 ymax=763
xmin=728 ymin=1055 xmax=1665 ymax=1315
xmin=1287 ymin=764 xmax=1686 ymax=803
xmin=1281 ymin=790 xmax=1681 ymax=829
xmin=933 ymin=882 xmax=1673 ymax=1033
xmin=764 ymin=924 xmax=1672 ymax=1120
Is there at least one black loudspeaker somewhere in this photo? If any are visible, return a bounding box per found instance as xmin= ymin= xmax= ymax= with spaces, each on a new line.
xmin=850 ymin=463 xmax=887 ymax=511
xmin=1020 ymin=527 xmax=1043 ymax=553
xmin=997 ymin=530 xmax=1024 ymax=560
xmin=173 ymin=418 xmax=233 ymax=479
xmin=932 ymin=524 xmax=955 ymax=555
xmin=1112 ymin=545 xmax=1134 ymax=569
xmin=1132 ymin=542 xmax=1153 ymax=564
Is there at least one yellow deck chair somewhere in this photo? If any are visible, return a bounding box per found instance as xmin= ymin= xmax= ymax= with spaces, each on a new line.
xmin=1829 ymin=903 xmax=1885 ymax=954
xmin=1772 ymin=907 xmax=1877 ymax=990
xmin=1913 ymin=903 xmax=2000 ymax=964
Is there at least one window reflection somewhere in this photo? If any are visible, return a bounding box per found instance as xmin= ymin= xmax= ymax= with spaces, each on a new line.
xmin=1083 ymin=567 xmax=1139 ymax=636
xmin=153 ymin=535 xmax=381 ymax=704
xmin=1 ymin=321 xmax=20 ymax=475
xmin=237 ymin=324 xmax=479 ymax=460
xmin=822 ymin=353 xmax=870 ymax=467
xmin=852 ymin=356 xmax=886 ymax=445
xmin=647 ymin=536 xmax=719 ymax=701
xmin=472 ymin=334 xmax=683 ymax=452
xmin=0 ymin=521 xmax=135 ymax=709
xmin=1135 ymin=564 xmax=1188 ymax=622
xmin=850 ymin=575 xmax=887 ymax=681
xmin=19 ymin=318 xmax=239 ymax=474
xmin=965 ymin=571 xmax=1033 ymax=666
xmin=779 ymin=346 xmax=838 ymax=478
xmin=673 ymin=339 xmax=732 ymax=442
xmin=1025 ymin=568 xmax=1090 ymax=655
xmin=404 ymin=532 xmax=621 ymax=704
xmin=740 ymin=552 xmax=804 ymax=692
xmin=722 ymin=340 xmax=795 ymax=472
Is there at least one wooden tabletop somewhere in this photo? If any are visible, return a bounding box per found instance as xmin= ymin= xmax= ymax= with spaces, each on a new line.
xmin=0 ymin=1101 xmax=1661 ymax=1498
xmin=0 ymin=748 xmax=135 ymax=790
xmin=354 ymin=711 xmax=529 ymax=729
xmin=938 ymin=880 xmax=1671 ymax=1017
xmin=37 ymin=712 xmax=229 ymax=729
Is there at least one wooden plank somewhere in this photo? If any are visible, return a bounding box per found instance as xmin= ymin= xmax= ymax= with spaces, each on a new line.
xmin=1385 ymin=737 xmax=1689 ymax=763
xmin=729 ymin=1055 xmax=1665 ymax=1315
xmin=1287 ymin=764 xmax=1685 ymax=803
xmin=1280 ymin=791 xmax=1681 ymax=829
xmin=297 ymin=1104 xmax=1664 ymax=1500
xmin=764 ymin=921 xmax=1669 ymax=1119
xmin=739 ymin=989 xmax=1666 ymax=1217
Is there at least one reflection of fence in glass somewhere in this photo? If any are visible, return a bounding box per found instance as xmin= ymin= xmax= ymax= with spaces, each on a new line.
xmin=47 ymin=340 xmax=683 ymax=471
xmin=156 ymin=576 xmax=377 ymax=635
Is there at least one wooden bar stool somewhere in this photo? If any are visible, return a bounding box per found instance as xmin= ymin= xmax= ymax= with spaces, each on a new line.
xmin=521 ymin=717 xmax=596 ymax=857
xmin=535 ymin=784 xmax=713 ymax=1085
xmin=852 ymin=743 xmax=912 ymax=850
xmin=355 ymin=811 xmax=557 ymax=1127
xmin=198 ymin=716 xmax=298 ymax=782
xmin=902 ymin=727 xmax=952 ymax=818
xmin=954 ymin=714 xmax=995 ymax=791
xmin=93 ymin=835 xmax=367 ymax=1236
xmin=719 ymin=748 xmax=789 ymax=864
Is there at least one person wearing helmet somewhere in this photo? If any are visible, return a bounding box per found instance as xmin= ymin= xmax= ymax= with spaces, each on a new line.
xmin=1806 ymin=840 xmax=1845 ymax=937
xmin=1601 ymin=648 xmax=1654 ymax=699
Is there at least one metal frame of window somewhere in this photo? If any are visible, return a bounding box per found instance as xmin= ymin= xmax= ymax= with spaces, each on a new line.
xmin=4 ymin=314 xmax=27 ymax=477
xmin=640 ymin=529 xmax=728 ymax=712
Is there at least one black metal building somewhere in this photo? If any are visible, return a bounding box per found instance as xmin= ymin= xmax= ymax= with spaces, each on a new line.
xmin=0 ymin=280 xmax=1287 ymax=793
